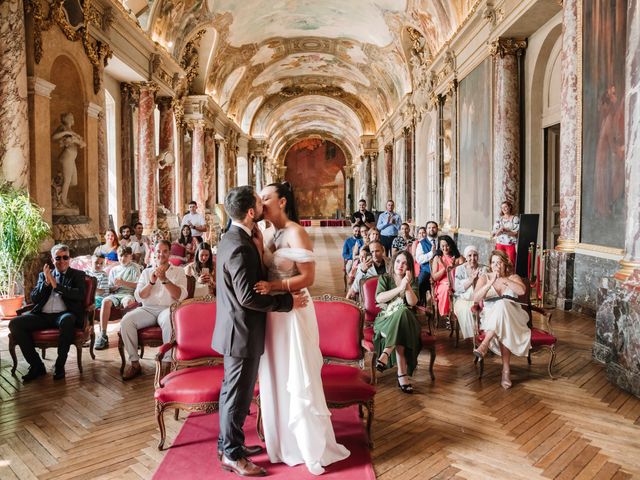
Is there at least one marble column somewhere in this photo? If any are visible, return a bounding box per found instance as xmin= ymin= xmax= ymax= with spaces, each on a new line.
xmin=617 ymin=0 xmax=640 ymax=280
xmin=205 ymin=128 xmax=216 ymax=210
xmin=384 ymin=144 xmax=393 ymax=201
xmin=216 ymin=138 xmax=227 ymax=203
xmin=362 ymin=154 xmax=372 ymax=206
xmin=97 ymin=110 xmax=109 ymax=231
xmin=0 ymin=0 xmax=30 ymax=188
xmin=446 ymin=81 xmax=459 ymax=229
xmin=549 ymin=0 xmax=579 ymax=310
xmin=191 ymin=120 xmax=206 ymax=213
xmin=490 ymin=38 xmax=526 ymax=219
xmin=157 ymin=97 xmax=176 ymax=212
xmin=370 ymin=152 xmax=378 ymax=210
xmin=254 ymin=155 xmax=264 ymax=192
xmin=136 ymin=83 xmax=158 ymax=234
xmin=120 ymin=83 xmax=137 ymax=225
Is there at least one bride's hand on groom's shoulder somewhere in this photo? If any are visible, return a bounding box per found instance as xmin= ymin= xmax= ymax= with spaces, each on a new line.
xmin=254 ymin=280 xmax=271 ymax=294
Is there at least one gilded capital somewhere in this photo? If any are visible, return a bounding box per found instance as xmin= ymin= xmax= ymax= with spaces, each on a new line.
xmin=490 ymin=38 xmax=527 ymax=57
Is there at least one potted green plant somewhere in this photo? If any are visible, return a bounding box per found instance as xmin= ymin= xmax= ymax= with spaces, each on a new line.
xmin=0 ymin=184 xmax=51 ymax=319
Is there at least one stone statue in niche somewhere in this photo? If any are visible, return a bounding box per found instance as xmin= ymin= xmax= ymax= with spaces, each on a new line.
xmin=52 ymin=113 xmax=85 ymax=215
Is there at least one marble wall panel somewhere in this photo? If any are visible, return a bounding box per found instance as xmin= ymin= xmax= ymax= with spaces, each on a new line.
xmin=573 ymin=253 xmax=619 ymax=316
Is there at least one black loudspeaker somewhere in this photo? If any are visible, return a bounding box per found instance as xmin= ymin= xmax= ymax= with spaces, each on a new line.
xmin=515 ymin=214 xmax=539 ymax=278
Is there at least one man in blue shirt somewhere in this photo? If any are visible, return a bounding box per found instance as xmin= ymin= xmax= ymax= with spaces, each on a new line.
xmin=376 ymin=200 xmax=402 ymax=255
xmin=342 ymin=224 xmax=364 ymax=262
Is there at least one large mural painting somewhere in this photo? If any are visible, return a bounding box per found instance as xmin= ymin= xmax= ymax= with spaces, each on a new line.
xmin=458 ymin=58 xmax=492 ymax=232
xmin=284 ymin=138 xmax=345 ymax=218
xmin=581 ymin=0 xmax=627 ymax=248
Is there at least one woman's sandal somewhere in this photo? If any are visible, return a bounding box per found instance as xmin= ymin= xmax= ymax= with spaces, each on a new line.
xmin=376 ymin=351 xmax=390 ymax=373
xmin=397 ymin=374 xmax=413 ymax=394
xmin=473 ymin=344 xmax=488 ymax=359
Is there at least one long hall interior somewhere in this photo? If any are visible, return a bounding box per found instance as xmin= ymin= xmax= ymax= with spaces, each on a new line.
xmin=1 ymin=0 xmax=640 ymax=478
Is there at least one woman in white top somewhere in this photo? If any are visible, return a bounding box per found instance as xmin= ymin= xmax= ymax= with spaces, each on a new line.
xmin=453 ymin=245 xmax=487 ymax=339
xmin=492 ymin=201 xmax=519 ymax=267
xmin=254 ymin=182 xmax=350 ymax=475
xmin=184 ymin=242 xmax=215 ymax=298
xmin=473 ymin=250 xmax=530 ymax=390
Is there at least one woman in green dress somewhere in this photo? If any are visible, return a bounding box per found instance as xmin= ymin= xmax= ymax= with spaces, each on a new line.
xmin=374 ymin=250 xmax=422 ymax=393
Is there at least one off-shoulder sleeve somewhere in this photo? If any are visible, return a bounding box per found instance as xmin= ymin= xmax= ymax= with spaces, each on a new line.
xmin=275 ymin=247 xmax=315 ymax=263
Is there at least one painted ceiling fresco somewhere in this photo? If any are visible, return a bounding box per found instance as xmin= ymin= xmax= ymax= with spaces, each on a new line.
xmin=147 ymin=0 xmax=476 ymax=161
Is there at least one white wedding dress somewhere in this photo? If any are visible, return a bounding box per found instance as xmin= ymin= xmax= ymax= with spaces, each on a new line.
xmin=258 ymin=246 xmax=350 ymax=475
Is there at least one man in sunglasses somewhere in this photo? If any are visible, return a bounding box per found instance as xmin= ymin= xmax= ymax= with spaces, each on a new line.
xmin=9 ymin=244 xmax=86 ymax=382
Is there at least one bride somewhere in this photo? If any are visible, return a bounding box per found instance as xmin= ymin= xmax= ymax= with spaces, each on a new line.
xmin=254 ymin=182 xmax=350 ymax=475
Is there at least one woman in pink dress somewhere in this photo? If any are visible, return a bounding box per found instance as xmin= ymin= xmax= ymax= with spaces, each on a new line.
xmin=431 ymin=235 xmax=463 ymax=317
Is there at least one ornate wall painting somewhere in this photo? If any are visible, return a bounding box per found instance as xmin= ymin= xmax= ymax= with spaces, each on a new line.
xmin=458 ymin=58 xmax=492 ymax=231
xmin=284 ymin=138 xmax=345 ymax=218
xmin=580 ymin=0 xmax=627 ymax=248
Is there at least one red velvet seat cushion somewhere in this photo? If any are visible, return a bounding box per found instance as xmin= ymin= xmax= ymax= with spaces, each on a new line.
xmin=420 ymin=330 xmax=436 ymax=348
xmin=321 ymin=364 xmax=375 ymax=403
xmin=315 ymin=301 xmax=362 ymax=360
xmin=139 ymin=326 xmax=163 ymax=341
xmin=530 ymin=328 xmax=557 ymax=347
xmin=155 ymin=366 xmax=225 ymax=403
xmin=363 ymin=326 xmax=374 ymax=343
xmin=32 ymin=328 xmax=86 ymax=342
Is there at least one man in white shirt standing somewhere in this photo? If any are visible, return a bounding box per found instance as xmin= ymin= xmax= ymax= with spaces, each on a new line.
xmin=182 ymin=200 xmax=207 ymax=243
xmin=415 ymin=220 xmax=439 ymax=304
xmin=120 ymin=240 xmax=188 ymax=380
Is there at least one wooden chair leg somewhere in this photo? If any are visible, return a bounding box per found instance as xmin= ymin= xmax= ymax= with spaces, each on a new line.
xmin=76 ymin=343 xmax=83 ymax=373
xmin=156 ymin=402 xmax=167 ymax=450
xmin=365 ymin=400 xmax=374 ymax=449
xmin=478 ymin=358 xmax=484 ymax=379
xmin=548 ymin=347 xmax=557 ymax=379
xmin=429 ymin=346 xmax=436 ymax=381
xmin=9 ymin=334 xmax=18 ymax=376
xmin=41 ymin=348 xmax=46 ymax=359
xmin=118 ymin=334 xmax=126 ymax=374
xmin=174 ymin=409 xmax=179 ymax=420
xmin=89 ymin=331 xmax=96 ymax=360
xmin=527 ymin=352 xmax=532 ymax=365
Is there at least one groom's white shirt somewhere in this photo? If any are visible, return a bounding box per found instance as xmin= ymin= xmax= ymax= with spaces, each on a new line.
xmin=231 ymin=221 xmax=252 ymax=237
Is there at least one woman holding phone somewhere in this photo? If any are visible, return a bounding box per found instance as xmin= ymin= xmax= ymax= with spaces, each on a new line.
xmin=184 ymin=242 xmax=215 ymax=297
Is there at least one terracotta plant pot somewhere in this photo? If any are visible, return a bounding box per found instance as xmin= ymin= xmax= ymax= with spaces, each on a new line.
xmin=0 ymin=295 xmax=24 ymax=319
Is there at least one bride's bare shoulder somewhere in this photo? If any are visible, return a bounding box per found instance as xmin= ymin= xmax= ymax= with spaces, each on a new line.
xmin=286 ymin=222 xmax=313 ymax=250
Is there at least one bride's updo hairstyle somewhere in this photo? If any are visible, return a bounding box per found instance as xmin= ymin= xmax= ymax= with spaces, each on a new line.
xmin=267 ymin=182 xmax=299 ymax=224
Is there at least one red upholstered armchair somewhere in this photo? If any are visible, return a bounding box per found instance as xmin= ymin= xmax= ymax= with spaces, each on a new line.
xmin=472 ymin=280 xmax=557 ymax=379
xmin=153 ymin=296 xmax=254 ymax=450
xmin=359 ymin=276 xmax=436 ymax=381
xmin=117 ymin=275 xmax=196 ymax=373
xmin=9 ymin=275 xmax=98 ymax=375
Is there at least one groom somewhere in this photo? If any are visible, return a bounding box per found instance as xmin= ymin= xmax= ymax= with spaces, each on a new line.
xmin=213 ymin=186 xmax=308 ymax=477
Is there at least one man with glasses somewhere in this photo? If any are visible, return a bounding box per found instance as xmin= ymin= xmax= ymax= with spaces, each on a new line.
xmin=8 ymin=244 xmax=86 ymax=382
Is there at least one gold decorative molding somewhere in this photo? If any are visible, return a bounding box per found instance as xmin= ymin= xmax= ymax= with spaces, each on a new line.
xmin=555 ymin=237 xmax=577 ymax=253
xmin=615 ymin=259 xmax=640 ymax=281
xmin=25 ymin=0 xmax=112 ymax=94
xmin=181 ymin=29 xmax=206 ymax=94
xmin=489 ymin=38 xmax=528 ymax=57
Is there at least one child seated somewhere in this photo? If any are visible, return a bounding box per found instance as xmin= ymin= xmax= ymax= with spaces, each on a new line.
xmin=86 ymin=254 xmax=109 ymax=308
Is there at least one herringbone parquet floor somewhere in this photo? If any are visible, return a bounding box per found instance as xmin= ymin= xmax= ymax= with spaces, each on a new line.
xmin=1 ymin=227 xmax=639 ymax=479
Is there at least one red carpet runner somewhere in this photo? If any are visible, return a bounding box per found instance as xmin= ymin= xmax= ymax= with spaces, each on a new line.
xmin=153 ymin=406 xmax=375 ymax=479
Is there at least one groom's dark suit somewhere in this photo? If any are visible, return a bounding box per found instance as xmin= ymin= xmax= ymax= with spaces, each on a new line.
xmin=212 ymin=225 xmax=294 ymax=461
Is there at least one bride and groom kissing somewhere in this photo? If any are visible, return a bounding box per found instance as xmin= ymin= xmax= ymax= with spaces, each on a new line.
xmin=212 ymin=183 xmax=350 ymax=476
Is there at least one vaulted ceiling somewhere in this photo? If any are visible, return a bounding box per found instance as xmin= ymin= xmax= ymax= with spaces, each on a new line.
xmin=144 ymin=0 xmax=476 ymax=161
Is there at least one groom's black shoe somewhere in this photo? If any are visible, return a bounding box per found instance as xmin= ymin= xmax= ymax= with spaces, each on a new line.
xmin=220 ymin=455 xmax=266 ymax=477
xmin=218 ymin=445 xmax=264 ymax=461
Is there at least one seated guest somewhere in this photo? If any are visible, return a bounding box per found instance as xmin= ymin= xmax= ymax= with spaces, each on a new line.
xmin=473 ymin=250 xmax=530 ymax=389
xmin=353 ymin=225 xmax=375 ymax=258
xmin=453 ymin=246 xmax=487 ymax=339
xmin=376 ymin=200 xmax=402 ymax=255
xmin=391 ymin=222 xmax=415 ymax=256
xmin=185 ymin=242 xmax=216 ymax=297
xmin=93 ymin=229 xmax=119 ymax=263
xmin=85 ymin=254 xmax=109 ymax=309
xmin=431 ymin=235 xmax=464 ymax=318
xmin=182 ymin=200 xmax=207 ymax=243
xmin=351 ymin=198 xmax=375 ymax=229
xmin=342 ymin=224 xmax=364 ymax=271
xmin=8 ymin=244 xmax=86 ymax=382
xmin=145 ymin=230 xmax=165 ymax=266
xmin=119 ymin=224 xmax=131 ymax=244
xmin=347 ymin=240 xmax=390 ymax=299
xmin=411 ymin=226 xmax=427 ymax=277
xmin=129 ymin=222 xmax=149 ymax=265
xmin=347 ymin=246 xmax=370 ymax=287
xmin=415 ymin=221 xmax=439 ymax=304
xmin=120 ymin=240 xmax=188 ymax=380
xmin=374 ymin=250 xmax=422 ymax=394
xmin=171 ymin=225 xmax=197 ymax=265
xmin=94 ymin=246 xmax=141 ymax=350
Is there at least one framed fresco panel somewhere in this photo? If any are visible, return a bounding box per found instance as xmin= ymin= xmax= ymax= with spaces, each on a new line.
xmin=580 ymin=0 xmax=627 ymax=248
xmin=458 ymin=58 xmax=492 ymax=231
